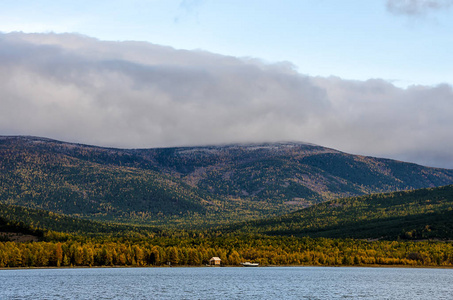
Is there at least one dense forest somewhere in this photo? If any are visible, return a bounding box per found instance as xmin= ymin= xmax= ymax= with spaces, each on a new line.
xmin=2 ymin=185 xmax=453 ymax=240
xmin=1 ymin=234 xmax=453 ymax=268
xmin=0 ymin=203 xmax=157 ymax=238
xmin=1 ymin=185 xmax=453 ymax=268
xmin=225 ymin=185 xmax=453 ymax=240
xmin=2 ymin=136 xmax=453 ymax=227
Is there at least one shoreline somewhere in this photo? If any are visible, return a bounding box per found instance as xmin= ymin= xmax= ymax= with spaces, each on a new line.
xmin=2 ymin=264 xmax=452 ymax=271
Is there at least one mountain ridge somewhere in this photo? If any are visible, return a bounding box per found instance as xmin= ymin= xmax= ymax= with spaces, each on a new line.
xmin=1 ymin=135 xmax=453 ymax=226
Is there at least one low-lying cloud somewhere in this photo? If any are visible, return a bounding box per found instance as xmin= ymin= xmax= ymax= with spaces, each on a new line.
xmin=1 ymin=32 xmax=452 ymax=168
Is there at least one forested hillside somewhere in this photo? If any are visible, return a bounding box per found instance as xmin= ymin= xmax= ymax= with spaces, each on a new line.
xmin=1 ymin=200 xmax=452 ymax=268
xmin=0 ymin=138 xmax=207 ymax=218
xmin=134 ymin=141 xmax=453 ymax=205
xmin=1 ymin=136 xmax=453 ymax=226
xmin=226 ymin=185 xmax=453 ymax=240
xmin=0 ymin=203 xmax=157 ymax=238
xmin=1 ymin=185 xmax=453 ymax=268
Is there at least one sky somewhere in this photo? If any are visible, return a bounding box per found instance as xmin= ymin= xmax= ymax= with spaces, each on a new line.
xmin=0 ymin=0 xmax=453 ymax=168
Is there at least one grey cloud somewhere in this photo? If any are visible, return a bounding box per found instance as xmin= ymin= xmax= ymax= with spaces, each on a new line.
xmin=1 ymin=32 xmax=453 ymax=169
xmin=387 ymin=0 xmax=453 ymax=15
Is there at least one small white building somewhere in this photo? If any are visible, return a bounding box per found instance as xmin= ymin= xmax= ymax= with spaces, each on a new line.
xmin=209 ymin=257 xmax=221 ymax=266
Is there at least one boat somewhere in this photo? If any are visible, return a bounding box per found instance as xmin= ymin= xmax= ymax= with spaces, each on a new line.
xmin=240 ymin=262 xmax=259 ymax=267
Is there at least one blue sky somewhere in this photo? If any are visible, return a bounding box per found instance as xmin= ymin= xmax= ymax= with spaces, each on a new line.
xmin=1 ymin=0 xmax=452 ymax=87
xmin=1 ymin=0 xmax=453 ymax=168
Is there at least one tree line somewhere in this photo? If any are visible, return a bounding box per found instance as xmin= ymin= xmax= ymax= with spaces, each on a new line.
xmin=1 ymin=235 xmax=452 ymax=268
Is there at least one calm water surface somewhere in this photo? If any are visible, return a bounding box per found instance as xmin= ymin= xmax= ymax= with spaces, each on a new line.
xmin=0 ymin=267 xmax=452 ymax=299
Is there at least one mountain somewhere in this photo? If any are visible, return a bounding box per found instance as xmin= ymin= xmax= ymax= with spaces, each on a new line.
xmin=224 ymin=185 xmax=453 ymax=240
xmin=1 ymin=135 xmax=453 ymax=226
xmin=143 ymin=142 xmax=453 ymax=203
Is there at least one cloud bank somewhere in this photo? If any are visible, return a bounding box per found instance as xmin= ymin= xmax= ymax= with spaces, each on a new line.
xmin=1 ymin=32 xmax=452 ymax=168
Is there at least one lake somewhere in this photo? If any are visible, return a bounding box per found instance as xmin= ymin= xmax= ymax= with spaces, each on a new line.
xmin=0 ymin=266 xmax=452 ymax=299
